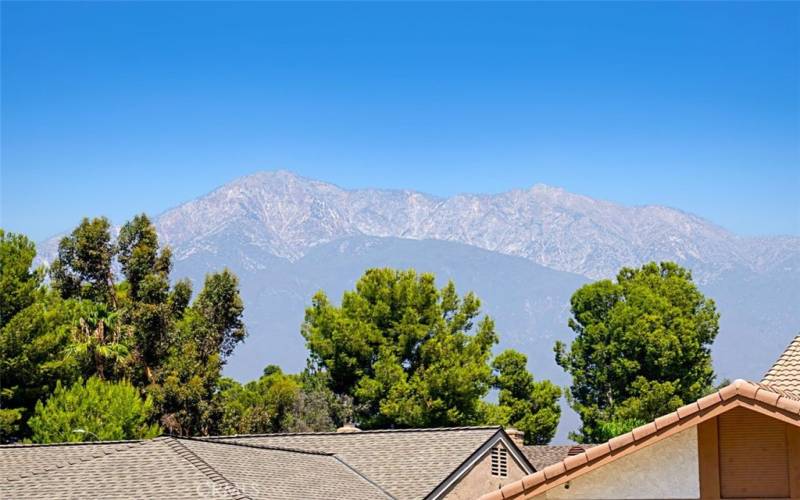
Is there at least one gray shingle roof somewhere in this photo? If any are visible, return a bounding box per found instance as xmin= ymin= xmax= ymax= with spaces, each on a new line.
xmin=763 ymin=334 xmax=800 ymax=393
xmin=520 ymin=445 xmax=574 ymax=471
xmin=1 ymin=437 xmax=391 ymax=500
xmin=178 ymin=438 xmax=392 ymax=500
xmin=0 ymin=440 xmax=143 ymax=482
xmin=212 ymin=426 xmax=503 ymax=500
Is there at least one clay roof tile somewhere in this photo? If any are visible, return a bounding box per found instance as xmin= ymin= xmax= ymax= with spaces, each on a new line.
xmin=735 ymin=379 xmax=758 ymax=399
xmin=653 ymin=411 xmax=680 ymax=430
xmin=562 ymin=452 xmax=588 ymax=471
xmin=778 ymin=395 xmax=800 ymax=414
xmin=718 ymin=383 xmax=739 ymax=401
xmin=607 ymin=432 xmax=634 ymax=451
xmin=542 ymin=462 xmax=566 ymax=479
xmin=499 ymin=477 xmax=525 ymax=498
xmin=676 ymin=402 xmax=700 ymax=419
xmin=631 ymin=422 xmax=657 ymax=440
xmin=763 ymin=335 xmax=800 ymax=393
xmin=755 ymin=386 xmax=781 ymax=406
xmin=697 ymin=392 xmax=722 ymax=410
xmin=584 ymin=443 xmax=610 ymax=462
xmin=479 ymin=379 xmax=800 ymax=500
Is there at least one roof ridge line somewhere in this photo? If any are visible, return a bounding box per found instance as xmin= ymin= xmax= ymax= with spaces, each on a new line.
xmin=206 ymin=425 xmax=502 ymax=439
xmin=4 ymin=440 xmax=146 ymax=483
xmin=180 ymin=435 xmax=334 ymax=456
xmin=330 ymin=455 xmax=397 ymax=500
xmin=162 ymin=437 xmax=251 ymax=500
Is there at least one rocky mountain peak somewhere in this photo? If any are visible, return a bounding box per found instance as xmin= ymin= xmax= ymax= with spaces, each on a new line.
xmin=137 ymin=170 xmax=794 ymax=279
xmin=37 ymin=170 xmax=798 ymax=280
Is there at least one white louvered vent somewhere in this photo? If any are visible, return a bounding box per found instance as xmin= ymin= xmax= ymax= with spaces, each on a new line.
xmin=491 ymin=446 xmax=508 ymax=477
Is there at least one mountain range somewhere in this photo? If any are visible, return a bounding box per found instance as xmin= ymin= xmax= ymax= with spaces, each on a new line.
xmin=38 ymin=170 xmax=800 ymax=440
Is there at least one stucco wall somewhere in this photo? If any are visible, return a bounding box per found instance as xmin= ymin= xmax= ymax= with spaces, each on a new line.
xmin=445 ymin=442 xmax=528 ymax=500
xmin=535 ymin=427 xmax=699 ymax=500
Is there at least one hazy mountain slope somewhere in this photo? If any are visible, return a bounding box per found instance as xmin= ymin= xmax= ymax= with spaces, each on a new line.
xmin=170 ymin=236 xmax=588 ymax=379
xmin=154 ymin=170 xmax=794 ymax=280
xmin=703 ymin=251 xmax=800 ymax=379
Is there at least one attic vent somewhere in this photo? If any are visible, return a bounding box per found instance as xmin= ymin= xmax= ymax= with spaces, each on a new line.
xmin=491 ymin=446 xmax=508 ymax=477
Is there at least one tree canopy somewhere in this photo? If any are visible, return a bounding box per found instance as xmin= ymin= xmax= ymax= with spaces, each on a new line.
xmin=302 ymin=268 xmax=560 ymax=438
xmin=555 ymin=261 xmax=719 ymax=443
xmin=27 ymin=377 xmax=160 ymax=443
xmin=488 ymin=350 xmax=561 ymax=445
xmin=0 ymin=217 xmax=248 ymax=441
xmin=0 ymin=230 xmax=42 ymax=328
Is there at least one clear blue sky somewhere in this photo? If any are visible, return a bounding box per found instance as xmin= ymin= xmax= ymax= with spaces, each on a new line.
xmin=2 ymin=2 xmax=798 ymax=241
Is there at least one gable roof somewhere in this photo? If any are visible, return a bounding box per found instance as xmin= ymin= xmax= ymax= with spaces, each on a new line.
xmin=763 ymin=334 xmax=800 ymax=393
xmin=1 ymin=437 xmax=391 ymax=500
xmin=481 ymin=380 xmax=800 ymax=500
xmin=210 ymin=426 xmax=524 ymax=500
xmin=1 ymin=426 xmax=524 ymax=500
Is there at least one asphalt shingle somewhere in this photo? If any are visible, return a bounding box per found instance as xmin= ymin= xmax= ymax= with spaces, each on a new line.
xmin=0 ymin=440 xmax=143 ymax=482
xmin=2 ymin=439 xmax=231 ymax=499
xmin=213 ymin=426 xmax=502 ymax=500
xmin=1 ymin=437 xmax=391 ymax=500
xmin=178 ymin=438 xmax=391 ymax=500
xmin=520 ymin=445 xmax=573 ymax=471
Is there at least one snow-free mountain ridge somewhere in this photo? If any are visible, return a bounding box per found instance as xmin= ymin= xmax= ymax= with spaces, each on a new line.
xmin=155 ymin=170 xmax=797 ymax=280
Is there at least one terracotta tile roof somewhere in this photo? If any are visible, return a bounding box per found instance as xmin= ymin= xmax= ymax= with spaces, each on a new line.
xmin=520 ymin=445 xmax=574 ymax=471
xmin=480 ymin=380 xmax=800 ymax=500
xmin=0 ymin=437 xmax=391 ymax=499
xmin=212 ymin=426 xmax=503 ymax=500
xmin=763 ymin=334 xmax=800 ymax=393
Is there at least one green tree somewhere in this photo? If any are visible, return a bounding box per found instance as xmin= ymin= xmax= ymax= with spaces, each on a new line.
xmin=28 ymin=377 xmax=160 ymax=443
xmin=117 ymin=214 xmax=171 ymax=298
xmin=555 ymin=262 xmax=719 ymax=443
xmin=302 ymin=268 xmax=499 ymax=428
xmin=0 ymin=294 xmax=84 ymax=441
xmin=50 ymin=217 xmax=117 ymax=306
xmin=193 ymin=270 xmax=246 ymax=360
xmin=1 ymin=220 xmax=249 ymax=442
xmin=290 ymin=370 xmax=355 ymax=432
xmin=147 ymin=271 xmax=246 ymax=436
xmin=117 ymin=214 xmax=176 ymax=383
xmin=487 ymin=350 xmax=561 ymax=445
xmin=146 ymin=339 xmax=222 ymax=436
xmin=216 ymin=367 xmax=355 ymax=435
xmin=216 ymin=368 xmax=301 ymax=434
xmin=0 ymin=230 xmax=43 ymax=328
xmin=64 ymin=302 xmax=130 ymax=380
